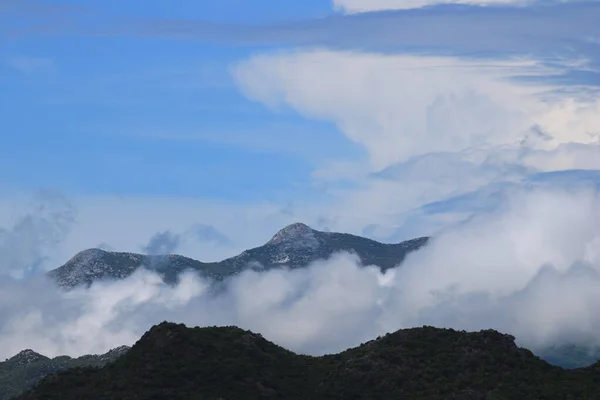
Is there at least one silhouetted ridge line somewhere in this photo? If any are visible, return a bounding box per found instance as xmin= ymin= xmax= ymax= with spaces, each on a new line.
xmin=18 ymin=321 xmax=600 ymax=399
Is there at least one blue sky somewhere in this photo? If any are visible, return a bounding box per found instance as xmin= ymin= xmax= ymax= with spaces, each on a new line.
xmin=0 ymin=0 xmax=599 ymax=271
xmin=0 ymin=0 xmax=354 ymax=201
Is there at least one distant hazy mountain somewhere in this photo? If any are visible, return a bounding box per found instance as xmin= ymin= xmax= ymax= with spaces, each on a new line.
xmin=47 ymin=223 xmax=429 ymax=289
xmin=536 ymin=344 xmax=600 ymax=369
xmin=17 ymin=322 xmax=600 ymax=400
xmin=0 ymin=346 xmax=129 ymax=400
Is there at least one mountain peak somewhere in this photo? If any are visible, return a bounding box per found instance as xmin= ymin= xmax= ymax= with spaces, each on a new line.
xmin=6 ymin=349 xmax=48 ymax=366
xmin=48 ymin=248 xmax=147 ymax=289
xmin=66 ymin=248 xmax=109 ymax=264
xmin=100 ymin=345 xmax=131 ymax=361
xmin=267 ymin=223 xmax=318 ymax=248
xmin=48 ymin=226 xmax=429 ymax=289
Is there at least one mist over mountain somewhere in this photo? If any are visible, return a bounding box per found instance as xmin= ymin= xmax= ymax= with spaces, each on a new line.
xmin=18 ymin=321 xmax=600 ymax=400
xmin=36 ymin=219 xmax=600 ymax=371
xmin=47 ymin=223 xmax=428 ymax=289
xmin=3 ymin=0 xmax=600 ymax=398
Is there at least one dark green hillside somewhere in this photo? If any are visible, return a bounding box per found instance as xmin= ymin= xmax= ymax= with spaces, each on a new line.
xmin=18 ymin=322 xmax=600 ymax=400
xmin=0 ymin=346 xmax=128 ymax=400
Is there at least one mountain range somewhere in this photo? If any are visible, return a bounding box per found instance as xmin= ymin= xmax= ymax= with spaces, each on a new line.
xmin=40 ymin=222 xmax=600 ymax=371
xmin=0 ymin=346 xmax=129 ymax=400
xmin=17 ymin=321 xmax=600 ymax=400
xmin=47 ymin=222 xmax=429 ymax=289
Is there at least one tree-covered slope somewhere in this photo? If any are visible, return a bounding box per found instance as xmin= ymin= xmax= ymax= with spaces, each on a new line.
xmin=18 ymin=322 xmax=600 ymax=400
xmin=0 ymin=346 xmax=129 ymax=400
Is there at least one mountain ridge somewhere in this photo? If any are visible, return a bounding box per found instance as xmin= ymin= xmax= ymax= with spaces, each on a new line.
xmin=17 ymin=321 xmax=600 ymax=400
xmin=47 ymin=222 xmax=429 ymax=289
xmin=0 ymin=346 xmax=129 ymax=400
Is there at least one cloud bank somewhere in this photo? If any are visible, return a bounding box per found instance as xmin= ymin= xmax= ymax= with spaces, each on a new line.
xmin=2 ymin=186 xmax=600 ymax=359
xmin=231 ymin=49 xmax=599 ymax=239
xmin=234 ymin=50 xmax=599 ymax=172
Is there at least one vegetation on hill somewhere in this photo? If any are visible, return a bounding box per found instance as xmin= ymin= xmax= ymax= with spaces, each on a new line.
xmin=17 ymin=322 xmax=600 ymax=400
xmin=0 ymin=346 xmax=128 ymax=400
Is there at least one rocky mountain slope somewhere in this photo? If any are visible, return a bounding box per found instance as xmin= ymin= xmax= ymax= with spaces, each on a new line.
xmin=47 ymin=223 xmax=429 ymax=289
xmin=0 ymin=346 xmax=129 ymax=400
xmin=18 ymin=322 xmax=600 ymax=400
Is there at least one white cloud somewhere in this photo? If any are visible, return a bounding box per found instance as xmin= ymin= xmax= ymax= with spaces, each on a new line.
xmin=0 ymin=270 xmax=209 ymax=358
xmin=233 ymin=50 xmax=599 ymax=174
xmin=522 ymin=143 xmax=600 ymax=171
xmin=231 ymin=49 xmax=600 ymax=231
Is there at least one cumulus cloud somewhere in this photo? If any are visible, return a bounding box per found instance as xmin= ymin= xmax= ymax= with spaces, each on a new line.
xmin=232 ymin=49 xmax=600 ymax=236
xmin=234 ymin=50 xmax=599 ymax=172
xmin=3 ymin=186 xmax=600 ymax=359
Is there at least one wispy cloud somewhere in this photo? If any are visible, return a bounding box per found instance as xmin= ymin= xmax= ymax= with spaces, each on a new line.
xmin=0 ymin=0 xmax=93 ymax=38
xmin=142 ymin=230 xmax=181 ymax=255
xmin=0 ymin=0 xmax=88 ymax=16
xmin=331 ymin=0 xmax=578 ymax=13
xmin=3 ymin=2 xmax=598 ymax=62
xmin=4 ymin=56 xmax=55 ymax=74
xmin=0 ymin=191 xmax=75 ymax=278
xmin=130 ymin=2 xmax=599 ymax=71
xmin=141 ymin=224 xmax=231 ymax=255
